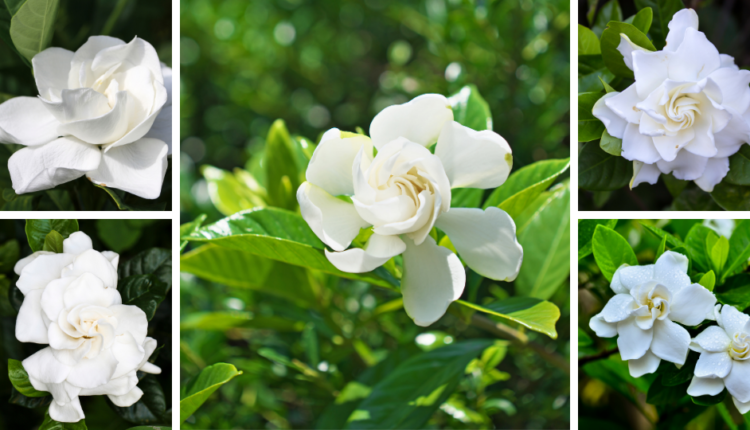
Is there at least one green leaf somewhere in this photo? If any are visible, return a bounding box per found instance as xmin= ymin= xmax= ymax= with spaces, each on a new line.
xmin=631 ymin=7 xmax=653 ymax=33
xmin=698 ymin=271 xmax=715 ymax=292
xmin=41 ymin=230 xmax=63 ymax=253
xmin=185 ymin=208 xmax=396 ymax=289
xmin=710 ymin=236 xmax=729 ymax=277
xmin=8 ymin=358 xmax=48 ymax=397
xmin=655 ymin=234 xmax=667 ymax=261
xmin=592 ymin=0 xmax=622 ymax=37
xmin=343 ymin=340 xmax=491 ymax=429
xmin=592 ymin=224 xmax=637 ymax=282
xmin=180 ymin=214 xmax=207 ymax=252
xmin=599 ymin=129 xmax=622 ymax=156
xmin=181 ymin=311 xmax=304 ymax=332
xmin=117 ymin=274 xmax=170 ymax=321
xmin=450 ymin=188 xmax=483 ymax=208
xmin=25 ymin=219 xmax=78 ymax=252
xmin=265 ymin=119 xmax=300 ymax=210
xmin=109 ymin=375 xmax=167 ymax=425
xmin=180 ymin=363 xmax=242 ymax=423
xmin=641 ymin=223 xmax=685 ymax=248
xmin=578 ymin=24 xmax=600 ymax=55
xmin=118 ymin=248 xmax=172 ymax=289
xmin=578 ymin=91 xmax=605 ymax=142
xmin=202 ymin=165 xmax=266 ymax=216
xmin=455 ymin=297 xmax=560 ymax=339
xmin=579 ymin=141 xmax=633 ymax=191
xmin=725 ymin=145 xmax=750 ymax=186
xmin=599 ymin=75 xmax=616 ymax=93
xmin=8 ymin=385 xmax=51 ymax=408
xmin=127 ymin=427 xmax=171 ymax=430
xmin=634 ymin=0 xmax=685 ymax=49
xmin=600 ymin=22 xmax=655 ymax=78
xmin=482 ymin=158 xmax=569 ymax=217
xmin=725 ymin=219 xmax=750 ymax=281
xmin=685 ymin=225 xmax=720 ymax=274
xmin=7 ymin=0 xmax=59 ymax=62
xmin=514 ymin=182 xmax=570 ymax=300
xmin=39 ymin=410 xmax=87 ymax=429
xmin=448 ymin=84 xmax=492 ymax=131
xmin=578 ymin=219 xmax=617 ymax=260
xmin=95 ymin=219 xmax=145 ymax=252
xmin=647 ymin=375 xmax=689 ymax=405
xmin=711 ymin=182 xmax=750 ymax=211
xmin=0 ymin=2 xmax=29 ymax=66
xmin=582 ymin=353 xmax=650 ymax=403
xmin=0 ymin=239 xmax=19 ymax=272
xmin=715 ymin=274 xmax=750 ymax=311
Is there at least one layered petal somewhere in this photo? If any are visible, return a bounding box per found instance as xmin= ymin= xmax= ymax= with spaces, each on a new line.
xmin=669 ymin=283 xmax=716 ymax=326
xmin=32 ymin=48 xmax=74 ymax=102
xmin=0 ymin=97 xmax=61 ymax=146
xmin=725 ymin=360 xmax=750 ymax=403
xmin=656 ymin=149 xmax=709 ymax=181
xmin=615 ymin=264 xmax=654 ymax=291
xmin=600 ymin=294 xmax=636 ymax=323
xmin=15 ymin=290 xmax=48 ymax=343
xmin=110 ymin=305 xmax=148 ymax=345
xmin=297 ymin=182 xmax=369 ymax=252
xmin=434 ymin=121 xmax=512 ymax=189
xmin=669 ymin=28 xmax=721 ymax=81
xmin=719 ymin=305 xmax=750 ymax=338
xmin=622 ymin=123 xmax=660 ymax=164
xmin=63 ymin=232 xmax=94 ymax=255
xmin=143 ymin=64 xmax=173 ymax=153
xmin=401 ymin=236 xmax=465 ymax=327
xmin=593 ymin=93 xmax=628 ymax=139
xmin=628 ymin=350 xmax=661 ymax=377
xmin=630 ymin=161 xmax=661 ymax=188
xmin=16 ymin=253 xmax=75 ymax=294
xmin=632 ymin=51 xmax=670 ymax=99
xmin=434 ymin=207 xmax=523 ymax=282
xmin=8 ymin=137 xmax=101 ymax=195
xmin=49 ymin=395 xmax=84 ymax=423
xmin=617 ymin=34 xmax=648 ymax=71
xmin=687 ymin=376 xmax=725 ymax=397
xmin=652 ymin=251 xmax=690 ymax=293
xmin=664 ymin=9 xmax=700 ymax=53
xmin=694 ymin=351 xmax=732 ymax=379
xmin=325 ymin=233 xmax=405 ymax=273
xmin=86 ymin=137 xmax=169 ymax=199
xmin=66 ymin=348 xmax=118 ymax=389
xmin=63 ymin=249 xmax=119 ymax=289
xmin=590 ymin=313 xmax=617 ymax=338
xmin=694 ymin=157 xmax=729 ymax=192
xmin=109 ymin=386 xmax=144 ymax=407
xmin=617 ymin=319 xmax=652 ymax=360
xmin=306 ymin=129 xmax=372 ymax=196
xmin=369 ymin=94 xmax=453 ymax=149
xmin=23 ymin=348 xmax=72 ymax=385
xmin=692 ymin=326 xmax=732 ymax=353
xmin=651 ymin=319 xmax=691 ymax=365
xmin=68 ymin=36 xmax=125 ymax=89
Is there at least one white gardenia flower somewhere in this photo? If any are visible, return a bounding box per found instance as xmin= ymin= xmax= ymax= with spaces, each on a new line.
xmin=14 ymin=232 xmax=160 ymax=422
xmin=0 ymin=36 xmax=172 ymax=199
xmin=592 ymin=9 xmax=750 ymax=192
xmin=589 ymin=251 xmax=716 ymax=377
xmin=687 ymin=305 xmax=750 ymax=414
xmin=297 ymin=94 xmax=523 ymax=327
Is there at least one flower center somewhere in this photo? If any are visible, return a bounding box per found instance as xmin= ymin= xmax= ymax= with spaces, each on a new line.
xmin=666 ymin=93 xmax=700 ymax=130
xmin=730 ymin=332 xmax=750 ymax=360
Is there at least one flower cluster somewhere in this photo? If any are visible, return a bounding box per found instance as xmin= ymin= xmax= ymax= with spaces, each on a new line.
xmin=14 ymin=232 xmax=160 ymax=422
xmin=297 ymin=94 xmax=523 ymax=327
xmin=589 ymin=251 xmax=749 ymax=414
xmin=0 ymin=36 xmax=172 ymax=199
xmin=592 ymin=9 xmax=750 ymax=192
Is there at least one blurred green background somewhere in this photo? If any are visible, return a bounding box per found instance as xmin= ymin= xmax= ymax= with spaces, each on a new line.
xmin=180 ymin=0 xmax=571 ymax=221
xmin=0 ymin=219 xmax=172 ymax=430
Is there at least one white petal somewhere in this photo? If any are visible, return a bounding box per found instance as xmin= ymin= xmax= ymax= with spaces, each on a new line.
xmin=57 ymin=90 xmax=130 ymax=144
xmin=48 ymin=395 xmax=85 ymax=423
xmin=401 ymin=235 xmax=465 ymax=327
xmin=32 ymin=47 xmax=74 ymax=101
xmin=297 ymin=182 xmax=369 ymax=251
xmin=616 ymin=319 xmax=652 ymax=360
xmin=694 ymin=157 xmax=729 ymax=192
xmin=63 ymin=249 xmax=119 ymax=289
xmin=694 ymin=351 xmax=733 ymax=379
xmin=669 ymin=284 xmax=716 ymax=326
xmin=91 ymin=37 xmax=163 ymax=86
xmin=616 ymin=264 xmax=654 ymax=291
xmin=111 ymin=331 xmax=146 ymax=379
xmin=652 ymin=128 xmax=695 ymax=162
xmin=664 ymin=9 xmax=700 ymax=52
xmin=434 ymin=207 xmax=523 ymax=281
xmin=434 ymin=121 xmax=512 ymax=189
xmin=719 ymin=305 xmax=750 ymax=338
xmin=708 ymin=68 xmax=750 ymax=114
xmin=656 ymin=149 xmax=709 ymax=181
xmin=0 ymin=97 xmax=61 ymax=145
xmin=110 ymin=304 xmax=148 ymax=345
xmin=600 ymin=294 xmax=636 ymax=323
xmin=87 ymin=137 xmax=168 ymax=199
xmin=617 ymin=34 xmax=647 ymax=71
xmin=108 ymin=386 xmax=143 ymax=407
xmin=23 ymin=347 xmax=72 ymax=384
xmin=369 ymin=94 xmax=454 ymax=149
xmin=590 ymin=313 xmax=617 ymax=337
xmin=138 ymin=337 xmax=161 ymax=374
xmin=40 ymin=277 xmax=75 ymax=321
xmin=622 ymin=123 xmax=660 ymax=164
xmin=68 ymin=36 xmax=125 ymax=89
xmin=725 ymin=360 xmax=750 ymax=403
xmin=687 ymin=376 xmax=725 ymax=397
xmin=63 ymin=272 xmax=120 ymax=309
xmin=17 ymin=253 xmax=75 ymax=294
xmin=101 ymin=251 xmax=120 ymax=271
xmin=9 ymin=137 xmax=102 ymax=194
xmin=48 ymin=322 xmax=85 ymax=351
xmin=733 ymin=396 xmax=750 ymax=415
xmin=668 ymin=28 xmax=721 ymax=81
xmin=41 ymin=88 xmax=111 ymax=123
xmin=632 ymin=51 xmax=671 ymax=99
xmin=143 ymin=64 xmax=173 ymax=153
xmin=306 ymin=129 xmax=373 ymax=196
xmin=653 ymin=251 xmax=690 ymax=293
xmin=651 ymin=319 xmax=691 ymax=365
xmin=66 ymin=348 xmax=118 ymax=389
xmin=630 ymin=161 xmax=661 ymax=188
xmin=605 ymin=85 xmax=643 ymax=125
xmin=104 ymin=71 xmax=168 ymax=150
xmin=15 ymin=290 xmax=48 ymax=343
xmin=628 ymin=350 xmax=661 ymax=377
xmin=692 ymin=326 xmax=732 ymax=352
xmin=325 ymin=233 xmax=405 ymax=273
xmin=63 ymin=232 xmax=93 ymax=255
xmin=14 ymin=251 xmax=54 ymax=275
xmin=79 ymin=372 xmax=137 ymax=396
xmin=593 ymin=93 xmax=628 ymax=139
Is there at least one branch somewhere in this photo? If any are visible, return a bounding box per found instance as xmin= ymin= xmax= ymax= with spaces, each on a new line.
xmin=578 ymin=347 xmax=619 ymax=366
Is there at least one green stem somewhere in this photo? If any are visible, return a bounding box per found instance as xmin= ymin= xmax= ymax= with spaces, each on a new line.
xmin=101 ymin=0 xmax=129 ymax=36
xmin=716 ymin=402 xmax=738 ymax=430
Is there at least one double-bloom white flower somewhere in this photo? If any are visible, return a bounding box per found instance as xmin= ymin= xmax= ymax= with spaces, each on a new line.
xmin=0 ymin=36 xmax=172 ymax=199
xmin=15 ymin=232 xmax=160 ymax=422
xmin=593 ymin=9 xmax=750 ymax=191
xmin=298 ymin=94 xmax=524 ymax=326
xmin=589 ymin=251 xmax=749 ymax=413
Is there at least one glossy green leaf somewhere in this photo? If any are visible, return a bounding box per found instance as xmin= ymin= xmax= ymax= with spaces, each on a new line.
xmin=117 ymin=274 xmax=170 ymax=321
xmin=127 ymin=427 xmax=171 ymax=430
xmin=592 ymin=224 xmax=637 ymax=281
xmin=710 ymin=235 xmax=729 ymax=276
xmin=0 ymin=239 xmax=19 ymax=272
xmin=591 ymin=0 xmax=622 ymax=37
xmin=96 ymin=219 xmax=145 ymax=252
xmin=514 ymin=182 xmax=570 ymax=299
xmin=631 ymin=7 xmax=653 ymax=33
xmin=711 ymin=182 xmax=750 ymax=211
xmin=634 ymin=0 xmax=685 ymax=49
xmin=25 ymin=219 xmax=78 ymax=252
xmin=8 ymin=358 xmax=48 ymax=397
xmin=448 ymin=84 xmax=492 ymax=131
xmin=265 ymin=119 xmax=300 ymax=210
xmin=181 ymin=311 xmax=305 ymax=332
xmin=715 ymin=274 xmax=750 ymax=311
xmin=343 ymin=340 xmax=491 ymax=429
xmin=180 ymin=214 xmax=207 ymax=252
xmin=599 ymin=129 xmax=622 ymax=156
xmin=118 ymin=248 xmax=172 ymax=289
xmin=641 ymin=223 xmax=684 ymax=248
xmin=109 ymin=375 xmax=167 ymax=425
xmin=725 ymin=146 xmax=750 ymax=186
xmin=725 ymin=219 xmax=750 ymax=280
xmin=578 ymin=91 xmax=605 ymax=142
xmin=8 ymin=386 xmax=51 ymax=408
xmin=180 ymin=363 xmax=242 ymax=423
xmin=38 ymin=410 xmax=87 ymax=430
xmin=601 ymin=22 xmax=655 ymax=78
xmin=202 ymin=165 xmax=266 ymax=216
xmin=483 ymin=158 xmax=570 ymax=218
xmin=655 ymin=234 xmax=667 ymax=261
xmin=698 ymin=271 xmax=715 ymax=292
xmin=185 ymin=208 xmax=396 ymax=289
xmin=579 ymin=141 xmax=633 ymax=191
xmin=42 ymin=230 xmax=63 ymax=253
xmin=455 ymin=297 xmax=560 ymax=339
xmin=685 ymin=225 xmax=720 ymax=274
xmin=7 ymin=0 xmax=59 ymax=61
xmin=578 ymin=219 xmax=617 ymax=260
xmin=578 ymin=24 xmax=600 ymax=55
xmin=582 ymin=354 xmax=649 ymax=403
xmin=450 ymin=188 xmax=483 ymax=208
